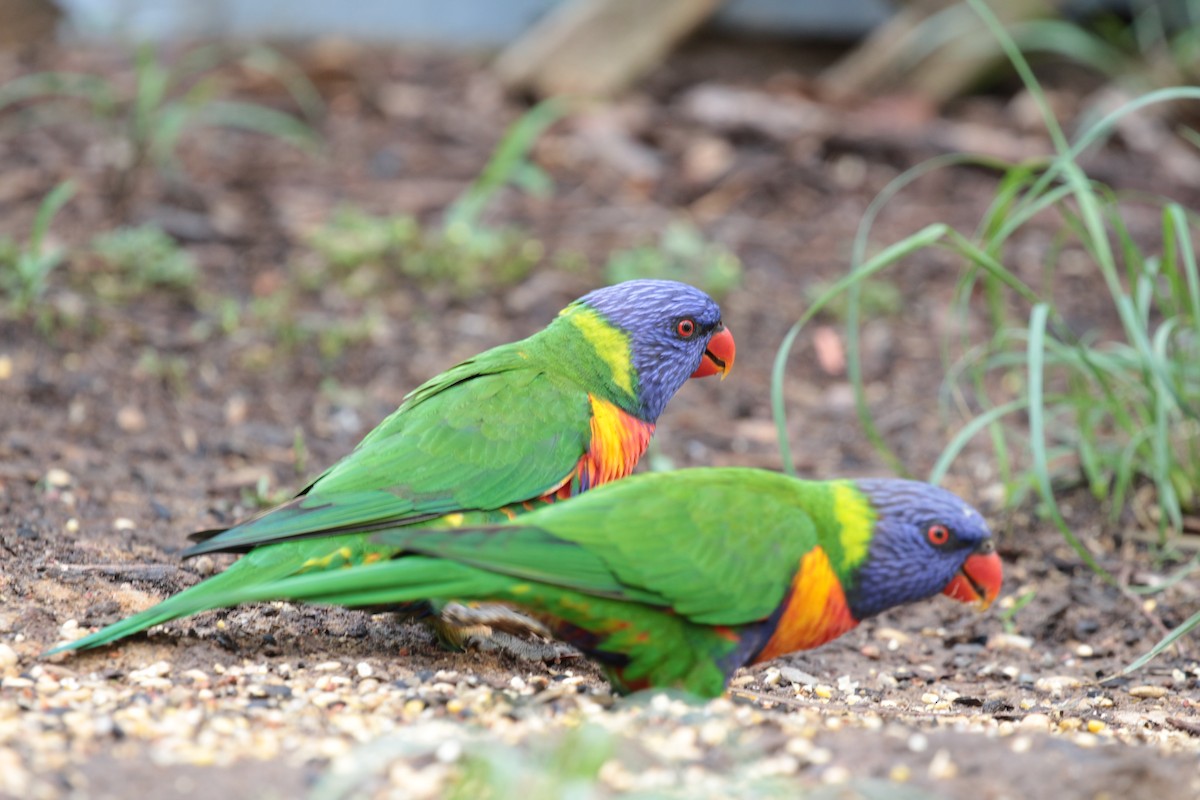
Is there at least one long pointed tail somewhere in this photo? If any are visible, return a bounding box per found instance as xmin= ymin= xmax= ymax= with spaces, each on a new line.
xmin=46 ymin=550 xmax=513 ymax=656
xmin=217 ymin=557 xmax=514 ymax=609
xmin=45 ymin=546 xmax=323 ymax=655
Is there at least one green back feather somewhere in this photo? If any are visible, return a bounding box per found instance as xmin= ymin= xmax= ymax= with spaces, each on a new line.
xmin=188 ymin=307 xmax=639 ymax=556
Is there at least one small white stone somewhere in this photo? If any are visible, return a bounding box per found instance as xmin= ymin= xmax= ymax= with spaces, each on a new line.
xmin=0 ymin=643 xmax=17 ymax=670
xmin=780 ymin=667 xmax=820 ymax=686
xmin=987 ymin=632 xmax=1033 ymax=651
xmin=927 ymin=749 xmax=958 ymax=780
xmin=44 ymin=468 xmax=73 ymax=488
xmin=355 ymin=662 xmax=373 ymax=678
xmin=1019 ymin=713 xmax=1052 ymax=731
xmin=113 ymin=518 xmax=136 ymax=531
xmin=807 ymin=747 xmax=832 ymax=766
xmin=311 ymin=691 xmax=342 ymax=708
xmin=821 ymin=765 xmax=850 ymax=784
xmin=435 ymin=740 xmax=462 ymax=763
xmin=130 ymin=661 xmax=171 ymax=681
xmin=116 ymin=406 xmax=147 ymax=432
xmin=698 ymin=721 xmax=727 ymax=746
xmin=1035 ymin=675 xmax=1082 ymax=694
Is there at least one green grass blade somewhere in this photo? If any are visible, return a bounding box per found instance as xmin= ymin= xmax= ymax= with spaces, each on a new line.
xmin=927 ymin=398 xmax=1028 ymax=486
xmin=1164 ymin=204 xmax=1200 ymax=326
xmin=444 ymin=99 xmax=568 ymax=231
xmin=773 ymin=224 xmax=948 ymax=475
xmin=966 ymin=0 xmax=1069 ymax=153
xmin=1111 ymin=606 xmax=1200 ymax=678
xmin=1027 ymin=303 xmax=1117 ymax=584
xmin=1007 ymin=19 xmax=1132 ymax=77
xmin=194 ymin=100 xmax=319 ymax=151
xmin=0 ymin=71 xmax=115 ymax=116
xmin=28 ymin=181 xmax=76 ymax=253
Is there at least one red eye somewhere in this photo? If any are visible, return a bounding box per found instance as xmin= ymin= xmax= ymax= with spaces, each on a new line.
xmin=676 ymin=318 xmax=696 ymax=338
xmin=927 ymin=524 xmax=951 ymax=547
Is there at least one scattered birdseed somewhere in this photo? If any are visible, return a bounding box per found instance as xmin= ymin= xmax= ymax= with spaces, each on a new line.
xmin=927 ymin=749 xmax=958 ymax=780
xmin=1035 ymin=676 xmax=1082 ymax=694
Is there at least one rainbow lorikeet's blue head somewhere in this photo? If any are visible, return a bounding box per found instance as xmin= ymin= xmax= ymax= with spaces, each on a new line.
xmin=844 ymin=479 xmax=1003 ymax=620
xmin=573 ymin=280 xmax=735 ymax=422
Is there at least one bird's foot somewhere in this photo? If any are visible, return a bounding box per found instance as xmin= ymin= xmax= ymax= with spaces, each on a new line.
xmin=433 ymin=602 xmax=578 ymax=662
xmin=440 ymin=602 xmax=552 ymax=638
xmin=464 ymin=630 xmax=580 ymax=663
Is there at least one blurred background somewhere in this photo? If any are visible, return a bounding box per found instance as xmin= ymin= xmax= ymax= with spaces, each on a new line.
xmin=3 ymin=2 xmax=1200 ymax=798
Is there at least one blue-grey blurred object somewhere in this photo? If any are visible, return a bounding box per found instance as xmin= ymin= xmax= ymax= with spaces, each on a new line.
xmin=56 ymin=0 xmax=893 ymax=44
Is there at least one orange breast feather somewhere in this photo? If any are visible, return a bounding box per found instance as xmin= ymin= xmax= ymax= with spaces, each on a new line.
xmin=542 ymin=394 xmax=654 ymax=502
xmin=753 ymin=546 xmax=859 ymax=664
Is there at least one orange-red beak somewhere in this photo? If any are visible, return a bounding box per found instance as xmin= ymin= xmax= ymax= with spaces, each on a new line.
xmin=691 ymin=324 xmax=735 ymax=380
xmin=942 ymin=541 xmax=1003 ymax=610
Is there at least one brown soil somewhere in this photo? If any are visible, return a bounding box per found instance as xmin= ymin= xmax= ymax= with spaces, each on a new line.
xmin=2 ymin=37 xmax=1199 ymax=799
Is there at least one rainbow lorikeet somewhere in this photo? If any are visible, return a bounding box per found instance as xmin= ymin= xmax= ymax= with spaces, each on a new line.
xmin=55 ymin=280 xmax=734 ymax=653
xmin=51 ymin=469 xmax=1001 ymax=699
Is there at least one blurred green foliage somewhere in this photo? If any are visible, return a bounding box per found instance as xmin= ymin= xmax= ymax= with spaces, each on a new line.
xmin=0 ymin=42 xmax=320 ymax=215
xmin=771 ymin=0 xmax=1200 ymax=675
xmin=1013 ymin=0 xmax=1200 ymax=92
xmin=605 ymin=221 xmax=742 ymax=300
xmin=304 ymin=100 xmax=565 ymax=299
xmin=0 ymin=180 xmax=74 ymax=319
xmin=89 ymin=224 xmax=198 ymax=300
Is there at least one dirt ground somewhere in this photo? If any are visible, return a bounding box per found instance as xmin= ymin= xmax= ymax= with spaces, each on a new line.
xmin=2 ymin=37 xmax=1200 ymax=799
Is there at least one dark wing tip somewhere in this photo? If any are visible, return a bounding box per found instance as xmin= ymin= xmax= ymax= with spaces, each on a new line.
xmin=187 ymin=527 xmax=228 ymax=544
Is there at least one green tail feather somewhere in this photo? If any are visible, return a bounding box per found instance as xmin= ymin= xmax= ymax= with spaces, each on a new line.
xmin=216 ymin=557 xmax=515 ymax=609
xmin=44 ymin=538 xmax=383 ymax=655
xmin=198 ymin=557 xmax=738 ymax=696
xmin=48 ymin=544 xmax=738 ymax=695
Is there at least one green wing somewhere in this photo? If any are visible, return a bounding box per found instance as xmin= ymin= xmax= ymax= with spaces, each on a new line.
xmin=176 ymin=469 xmax=832 ymax=695
xmin=186 ymin=347 xmax=593 ymax=556
xmin=376 ymin=468 xmax=827 ymax=625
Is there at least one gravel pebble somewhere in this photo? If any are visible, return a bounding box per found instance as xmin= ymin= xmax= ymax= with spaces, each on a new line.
xmin=2 ymin=627 xmax=1197 ymax=799
xmin=0 ymin=644 xmax=17 ymax=672
xmin=43 ymin=468 xmax=72 ymax=488
xmin=927 ymin=748 xmax=958 ymax=780
xmin=987 ymin=633 xmax=1034 ymax=651
xmin=1035 ymin=675 xmax=1083 ymax=694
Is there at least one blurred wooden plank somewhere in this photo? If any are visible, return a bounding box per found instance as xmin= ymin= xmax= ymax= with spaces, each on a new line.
xmin=494 ymin=0 xmax=724 ymax=97
xmin=819 ymin=0 xmax=1064 ymax=104
xmin=0 ymin=0 xmax=61 ymax=49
